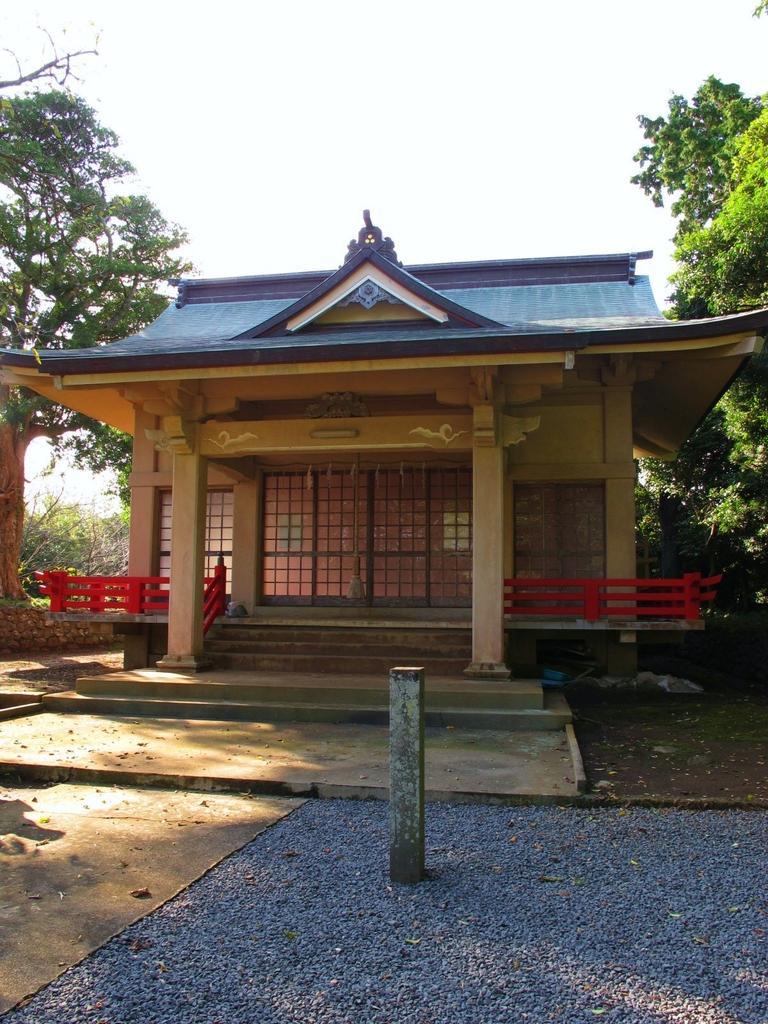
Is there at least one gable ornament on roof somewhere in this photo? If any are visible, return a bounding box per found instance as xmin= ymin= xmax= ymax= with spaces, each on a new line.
xmin=345 ymin=210 xmax=400 ymax=265
xmin=338 ymin=280 xmax=403 ymax=310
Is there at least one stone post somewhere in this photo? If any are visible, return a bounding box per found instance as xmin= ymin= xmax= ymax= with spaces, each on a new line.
xmin=389 ymin=666 xmax=425 ymax=884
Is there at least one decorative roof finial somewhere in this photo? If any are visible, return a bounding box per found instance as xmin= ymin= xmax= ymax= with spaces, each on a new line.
xmin=345 ymin=210 xmax=400 ymax=265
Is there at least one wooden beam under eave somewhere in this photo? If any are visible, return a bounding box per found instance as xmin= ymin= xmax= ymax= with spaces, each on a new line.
xmin=587 ymin=330 xmax=760 ymax=357
xmin=509 ymin=461 xmax=636 ymax=481
xmin=56 ymin=350 xmax=569 ymax=388
xmin=199 ymin=413 xmax=475 ymax=456
xmin=208 ymin=457 xmax=258 ymax=482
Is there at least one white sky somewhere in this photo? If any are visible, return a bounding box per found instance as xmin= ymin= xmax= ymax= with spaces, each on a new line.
xmin=6 ymin=0 xmax=768 ymax=502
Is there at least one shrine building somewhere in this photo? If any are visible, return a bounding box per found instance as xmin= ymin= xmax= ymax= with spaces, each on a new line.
xmin=2 ymin=212 xmax=766 ymax=716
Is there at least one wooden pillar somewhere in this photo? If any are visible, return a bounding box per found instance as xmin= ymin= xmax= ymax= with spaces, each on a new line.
xmin=465 ymin=406 xmax=510 ymax=679
xmin=603 ymin=387 xmax=636 ymax=577
xmin=157 ymin=445 xmax=210 ymax=671
xmin=231 ymin=473 xmax=262 ymax=612
xmin=128 ymin=408 xmax=158 ymax=577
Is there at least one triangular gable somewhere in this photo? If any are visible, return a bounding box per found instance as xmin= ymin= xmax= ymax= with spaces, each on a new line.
xmin=236 ymin=247 xmax=503 ymax=339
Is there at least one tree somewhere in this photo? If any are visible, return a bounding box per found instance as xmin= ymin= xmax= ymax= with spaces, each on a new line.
xmin=631 ymin=76 xmax=762 ymax=245
xmin=672 ymin=110 xmax=768 ymax=314
xmin=632 ymin=81 xmax=768 ymax=608
xmin=20 ymin=493 xmax=129 ymax=593
xmin=0 ymin=90 xmax=189 ymax=597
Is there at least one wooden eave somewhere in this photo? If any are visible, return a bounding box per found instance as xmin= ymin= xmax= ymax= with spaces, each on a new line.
xmin=2 ymin=307 xmax=767 ymax=378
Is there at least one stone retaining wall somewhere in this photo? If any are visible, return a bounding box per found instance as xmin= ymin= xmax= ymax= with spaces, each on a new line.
xmin=0 ymin=606 xmax=112 ymax=655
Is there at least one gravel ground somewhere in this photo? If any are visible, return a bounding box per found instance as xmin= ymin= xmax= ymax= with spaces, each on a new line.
xmin=7 ymin=801 xmax=767 ymax=1024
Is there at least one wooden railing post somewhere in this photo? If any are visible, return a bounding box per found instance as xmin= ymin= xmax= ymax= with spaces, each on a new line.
xmin=683 ymin=572 xmax=701 ymax=620
xmin=215 ymin=556 xmax=227 ymax=615
xmin=584 ymin=579 xmax=600 ymax=621
xmin=126 ymin=578 xmax=143 ymax=615
xmin=47 ymin=570 xmax=69 ymax=612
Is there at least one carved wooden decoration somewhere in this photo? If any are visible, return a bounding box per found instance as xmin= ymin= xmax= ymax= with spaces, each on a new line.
xmin=503 ymin=415 xmax=541 ymax=445
xmin=345 ymin=210 xmax=400 ymax=264
xmin=338 ymin=280 xmax=402 ymax=310
xmin=146 ymin=415 xmax=197 ymax=454
xmin=208 ymin=429 xmax=261 ymax=452
xmin=408 ymin=424 xmax=469 ymax=446
xmin=145 ymin=428 xmax=170 ymax=452
xmin=306 ymin=392 xmax=369 ymax=418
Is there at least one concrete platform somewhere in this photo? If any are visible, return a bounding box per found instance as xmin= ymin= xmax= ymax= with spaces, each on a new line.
xmin=0 ymin=781 xmax=298 ymax=1013
xmin=42 ymin=668 xmax=571 ymax=730
xmin=0 ymin=712 xmax=580 ymax=802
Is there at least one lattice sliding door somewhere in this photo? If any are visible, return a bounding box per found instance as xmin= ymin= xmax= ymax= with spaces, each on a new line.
xmin=262 ymin=467 xmax=472 ymax=606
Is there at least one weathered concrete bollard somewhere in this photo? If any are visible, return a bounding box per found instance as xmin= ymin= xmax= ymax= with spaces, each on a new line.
xmin=389 ymin=666 xmax=425 ymax=884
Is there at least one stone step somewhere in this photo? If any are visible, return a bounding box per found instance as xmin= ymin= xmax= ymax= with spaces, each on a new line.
xmin=203 ymin=639 xmax=472 ymax=658
xmin=74 ymin=675 xmax=542 ymax=711
xmin=205 ymin=652 xmax=470 ymax=675
xmin=42 ymin=691 xmax=570 ymax=731
xmin=209 ymin=626 xmax=471 ymax=647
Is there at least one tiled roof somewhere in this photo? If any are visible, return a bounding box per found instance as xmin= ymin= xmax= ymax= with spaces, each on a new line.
xmin=440 ymin=278 xmax=662 ymax=328
xmin=101 ymin=277 xmax=662 ymax=356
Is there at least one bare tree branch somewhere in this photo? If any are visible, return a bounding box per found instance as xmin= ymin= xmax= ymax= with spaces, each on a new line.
xmin=0 ymin=40 xmax=96 ymax=91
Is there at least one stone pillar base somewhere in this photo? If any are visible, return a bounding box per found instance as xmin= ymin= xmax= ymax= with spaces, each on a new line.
xmin=155 ymin=654 xmax=212 ymax=673
xmin=463 ymin=661 xmax=512 ymax=680
xmin=122 ymin=630 xmax=151 ymax=670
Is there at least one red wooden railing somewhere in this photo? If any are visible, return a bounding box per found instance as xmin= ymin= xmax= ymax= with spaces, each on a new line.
xmin=504 ymin=573 xmax=722 ymax=622
xmin=35 ymin=562 xmax=228 ymax=635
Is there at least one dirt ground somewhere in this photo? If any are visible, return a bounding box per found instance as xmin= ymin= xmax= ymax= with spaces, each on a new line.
xmin=570 ymin=679 xmax=768 ymax=801
xmin=0 ymin=649 xmax=124 ymax=694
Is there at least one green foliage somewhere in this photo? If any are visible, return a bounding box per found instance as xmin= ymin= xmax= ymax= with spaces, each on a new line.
xmin=0 ymin=596 xmax=48 ymax=609
xmin=55 ymin=423 xmax=133 ymax=506
xmin=633 ymin=80 xmax=768 ymax=609
xmin=0 ymin=88 xmax=190 ymax=464
xmin=631 ymin=77 xmax=762 ymax=244
xmin=672 ymin=110 xmax=768 ymax=314
xmin=20 ymin=493 xmax=129 ymax=594
xmin=0 ymin=88 xmax=189 ymax=593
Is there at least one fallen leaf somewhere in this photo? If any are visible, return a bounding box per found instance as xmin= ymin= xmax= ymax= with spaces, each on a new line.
xmin=283 ymin=929 xmax=298 ymax=940
xmin=538 ymin=875 xmax=565 ymax=883
xmin=404 ymin=937 xmax=421 ymax=945
xmin=129 ymin=887 xmax=152 ymax=899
